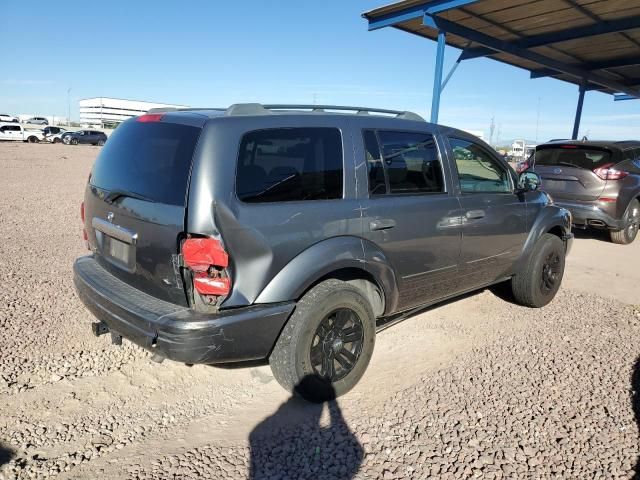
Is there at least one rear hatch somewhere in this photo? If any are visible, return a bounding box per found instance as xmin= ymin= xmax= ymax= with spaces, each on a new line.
xmin=84 ymin=115 xmax=203 ymax=306
xmin=531 ymin=144 xmax=613 ymax=201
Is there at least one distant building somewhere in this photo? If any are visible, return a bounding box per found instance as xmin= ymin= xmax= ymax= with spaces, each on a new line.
xmin=79 ymin=97 xmax=188 ymax=126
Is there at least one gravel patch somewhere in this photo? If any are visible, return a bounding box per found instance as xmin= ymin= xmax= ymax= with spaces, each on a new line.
xmin=1 ymin=143 xmax=639 ymax=480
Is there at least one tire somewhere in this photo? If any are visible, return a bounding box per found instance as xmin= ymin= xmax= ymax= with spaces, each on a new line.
xmin=53 ymin=138 xmax=60 ymax=144
xmin=610 ymin=199 xmax=639 ymax=245
xmin=269 ymin=279 xmax=376 ymax=402
xmin=97 ymin=139 xmax=105 ymax=146
xmin=27 ymin=136 xmax=38 ymax=143
xmin=511 ymin=233 xmax=565 ymax=308
xmin=71 ymin=138 xmax=78 ymax=145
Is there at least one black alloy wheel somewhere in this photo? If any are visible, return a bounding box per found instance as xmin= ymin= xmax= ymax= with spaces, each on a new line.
xmin=310 ymin=308 xmax=364 ymax=382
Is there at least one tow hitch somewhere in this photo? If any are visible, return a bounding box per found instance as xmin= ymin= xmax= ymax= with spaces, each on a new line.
xmin=91 ymin=321 xmax=109 ymax=336
xmin=91 ymin=321 xmax=122 ymax=346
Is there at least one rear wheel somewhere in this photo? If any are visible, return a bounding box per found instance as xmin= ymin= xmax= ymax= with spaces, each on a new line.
xmin=511 ymin=233 xmax=565 ymax=308
xmin=71 ymin=138 xmax=78 ymax=145
xmin=53 ymin=138 xmax=60 ymax=144
xmin=27 ymin=136 xmax=38 ymax=143
xmin=610 ymin=199 xmax=639 ymax=245
xmin=97 ymin=139 xmax=105 ymax=146
xmin=269 ymin=279 xmax=375 ymax=402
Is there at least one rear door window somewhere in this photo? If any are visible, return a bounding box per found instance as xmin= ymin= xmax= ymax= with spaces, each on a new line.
xmin=534 ymin=146 xmax=612 ymax=169
xmin=236 ymin=127 xmax=343 ymax=203
xmin=90 ymin=120 xmax=202 ymax=206
xmin=363 ymin=130 xmax=445 ymax=195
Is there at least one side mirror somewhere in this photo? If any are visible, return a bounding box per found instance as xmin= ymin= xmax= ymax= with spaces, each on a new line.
xmin=518 ymin=171 xmax=542 ymax=192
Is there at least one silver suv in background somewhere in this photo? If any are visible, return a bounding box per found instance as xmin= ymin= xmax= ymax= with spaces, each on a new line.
xmin=528 ymin=140 xmax=640 ymax=244
xmin=73 ymin=104 xmax=573 ymax=402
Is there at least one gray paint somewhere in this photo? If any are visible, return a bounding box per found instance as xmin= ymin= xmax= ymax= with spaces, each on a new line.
xmin=84 ymin=109 xmax=572 ymax=321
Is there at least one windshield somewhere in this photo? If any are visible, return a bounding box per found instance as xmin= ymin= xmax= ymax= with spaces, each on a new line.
xmin=90 ymin=120 xmax=201 ymax=206
xmin=534 ymin=147 xmax=612 ymax=170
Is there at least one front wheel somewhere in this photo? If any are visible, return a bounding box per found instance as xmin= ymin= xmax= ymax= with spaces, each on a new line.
xmin=269 ymin=279 xmax=376 ymax=402
xmin=511 ymin=233 xmax=565 ymax=308
xmin=610 ymin=199 xmax=639 ymax=245
xmin=27 ymin=136 xmax=38 ymax=143
xmin=97 ymin=139 xmax=105 ymax=146
xmin=70 ymin=138 xmax=78 ymax=145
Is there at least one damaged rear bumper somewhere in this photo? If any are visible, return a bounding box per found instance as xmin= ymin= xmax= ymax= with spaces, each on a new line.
xmin=73 ymin=256 xmax=295 ymax=364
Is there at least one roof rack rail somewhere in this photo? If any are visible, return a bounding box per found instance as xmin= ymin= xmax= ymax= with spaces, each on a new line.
xmin=224 ymin=103 xmax=425 ymax=121
xmin=147 ymin=107 xmax=226 ymax=114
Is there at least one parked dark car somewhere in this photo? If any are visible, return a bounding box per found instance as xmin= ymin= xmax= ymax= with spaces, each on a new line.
xmin=527 ymin=140 xmax=640 ymax=244
xmin=63 ymin=130 xmax=107 ymax=146
xmin=73 ymin=104 xmax=573 ymax=401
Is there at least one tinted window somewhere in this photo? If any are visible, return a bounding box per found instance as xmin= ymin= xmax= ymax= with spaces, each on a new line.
xmin=236 ymin=127 xmax=343 ymax=203
xmin=534 ymin=146 xmax=612 ymax=170
xmin=363 ymin=130 xmax=386 ymax=195
xmin=376 ymin=131 xmax=444 ymax=194
xmin=90 ymin=120 xmax=201 ymax=206
xmin=450 ymin=137 xmax=511 ymax=193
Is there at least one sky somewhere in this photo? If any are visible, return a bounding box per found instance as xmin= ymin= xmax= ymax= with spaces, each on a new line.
xmin=1 ymin=0 xmax=638 ymax=143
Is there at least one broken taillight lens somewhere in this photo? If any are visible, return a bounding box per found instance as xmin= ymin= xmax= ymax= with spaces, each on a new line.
xmin=182 ymin=237 xmax=230 ymax=297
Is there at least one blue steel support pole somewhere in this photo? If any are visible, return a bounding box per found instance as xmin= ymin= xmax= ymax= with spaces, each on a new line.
xmin=431 ymin=30 xmax=446 ymax=124
xmin=572 ymin=82 xmax=586 ymax=140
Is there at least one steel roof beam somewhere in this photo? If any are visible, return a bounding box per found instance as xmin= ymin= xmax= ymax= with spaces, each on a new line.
xmin=461 ymin=15 xmax=640 ymax=60
xmin=530 ymin=55 xmax=640 ymax=79
xmin=423 ymin=14 xmax=640 ymax=98
xmin=366 ymin=0 xmax=478 ymax=31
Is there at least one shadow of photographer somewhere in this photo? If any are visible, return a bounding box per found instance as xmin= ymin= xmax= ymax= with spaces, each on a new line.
xmin=249 ymin=375 xmax=363 ymax=480
xmin=0 ymin=442 xmax=15 ymax=468
xmin=632 ymin=356 xmax=640 ymax=479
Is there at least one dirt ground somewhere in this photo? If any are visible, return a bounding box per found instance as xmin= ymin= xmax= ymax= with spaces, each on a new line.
xmin=0 ymin=142 xmax=639 ymax=479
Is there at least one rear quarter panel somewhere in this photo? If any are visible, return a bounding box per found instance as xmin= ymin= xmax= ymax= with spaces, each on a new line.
xmin=187 ymin=115 xmax=362 ymax=307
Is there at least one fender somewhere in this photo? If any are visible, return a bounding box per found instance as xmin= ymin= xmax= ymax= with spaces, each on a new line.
xmin=255 ymin=236 xmax=399 ymax=314
xmin=514 ymin=204 xmax=572 ymax=272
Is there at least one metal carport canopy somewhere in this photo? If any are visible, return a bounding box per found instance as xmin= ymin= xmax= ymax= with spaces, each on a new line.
xmin=362 ymin=0 xmax=640 ymax=139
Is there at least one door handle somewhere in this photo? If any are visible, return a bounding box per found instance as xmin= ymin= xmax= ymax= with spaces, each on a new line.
xmin=465 ymin=209 xmax=485 ymax=220
xmin=370 ymin=218 xmax=396 ymax=231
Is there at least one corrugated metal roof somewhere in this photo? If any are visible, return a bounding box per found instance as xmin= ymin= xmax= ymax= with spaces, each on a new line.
xmin=362 ymin=0 xmax=640 ymax=98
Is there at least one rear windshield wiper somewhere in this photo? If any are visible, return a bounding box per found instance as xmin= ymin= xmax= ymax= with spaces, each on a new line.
xmin=556 ymin=162 xmax=583 ymax=168
xmin=104 ymin=189 xmax=156 ymax=204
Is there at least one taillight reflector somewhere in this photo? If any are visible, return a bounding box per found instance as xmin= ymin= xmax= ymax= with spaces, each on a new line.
xmin=136 ymin=113 xmax=164 ymax=123
xmin=598 ymin=197 xmax=618 ymax=203
xmin=182 ymin=238 xmax=229 ymax=272
xmin=192 ymin=274 xmax=231 ymax=296
xmin=593 ymin=163 xmax=628 ymax=181
xmin=80 ymin=201 xmax=85 ymax=223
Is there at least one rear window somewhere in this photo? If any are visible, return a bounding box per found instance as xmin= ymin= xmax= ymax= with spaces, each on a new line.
xmin=236 ymin=127 xmax=343 ymax=203
xmin=90 ymin=120 xmax=201 ymax=206
xmin=534 ymin=147 xmax=612 ymax=170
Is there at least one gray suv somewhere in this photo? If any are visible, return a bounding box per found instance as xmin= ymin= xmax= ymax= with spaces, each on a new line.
xmin=527 ymin=140 xmax=640 ymax=244
xmin=73 ymin=104 xmax=573 ymax=401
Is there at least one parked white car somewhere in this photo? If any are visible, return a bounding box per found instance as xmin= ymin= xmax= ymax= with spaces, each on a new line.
xmin=43 ymin=126 xmax=68 ymax=143
xmin=0 ymin=123 xmax=44 ymax=143
xmin=0 ymin=114 xmax=19 ymax=123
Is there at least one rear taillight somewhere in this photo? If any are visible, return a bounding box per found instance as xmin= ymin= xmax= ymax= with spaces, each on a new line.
xmin=516 ymin=160 xmax=529 ymax=174
xmin=182 ymin=237 xmax=230 ymax=298
xmin=593 ymin=163 xmax=628 ymax=180
xmin=80 ymin=201 xmax=89 ymax=249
